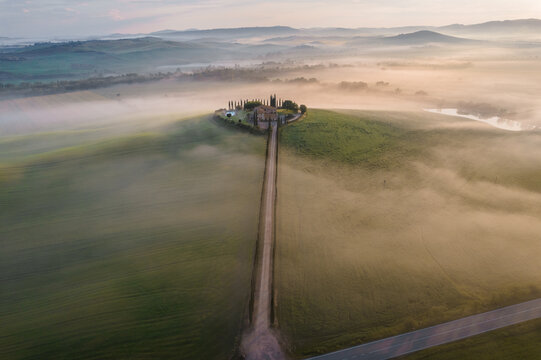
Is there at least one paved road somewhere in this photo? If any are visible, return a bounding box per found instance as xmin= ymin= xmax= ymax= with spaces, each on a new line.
xmin=287 ymin=113 xmax=303 ymax=123
xmin=242 ymin=122 xmax=286 ymax=360
xmin=306 ymin=298 xmax=541 ymax=360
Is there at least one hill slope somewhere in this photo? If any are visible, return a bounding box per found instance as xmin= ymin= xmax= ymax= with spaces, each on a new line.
xmin=384 ymin=30 xmax=475 ymax=45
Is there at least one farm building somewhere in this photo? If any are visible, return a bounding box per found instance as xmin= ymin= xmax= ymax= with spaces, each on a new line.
xmin=255 ymin=105 xmax=278 ymax=122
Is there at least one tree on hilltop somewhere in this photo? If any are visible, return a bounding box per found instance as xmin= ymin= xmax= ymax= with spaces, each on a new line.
xmin=244 ymin=100 xmax=262 ymax=110
xmin=282 ymin=100 xmax=299 ymax=112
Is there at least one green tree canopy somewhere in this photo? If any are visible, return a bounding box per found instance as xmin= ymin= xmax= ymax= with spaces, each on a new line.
xmin=282 ymin=100 xmax=299 ymax=112
xmin=244 ymin=101 xmax=262 ymax=110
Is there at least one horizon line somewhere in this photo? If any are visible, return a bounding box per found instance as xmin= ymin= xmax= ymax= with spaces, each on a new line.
xmin=3 ymin=17 xmax=540 ymax=40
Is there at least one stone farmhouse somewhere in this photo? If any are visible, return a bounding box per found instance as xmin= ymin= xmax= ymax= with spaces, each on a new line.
xmin=255 ymin=105 xmax=278 ymax=122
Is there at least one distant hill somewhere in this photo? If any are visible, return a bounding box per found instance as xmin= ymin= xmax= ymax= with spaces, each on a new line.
xmin=0 ymin=37 xmax=245 ymax=82
xmin=117 ymin=19 xmax=541 ymax=43
xmin=440 ymin=19 xmax=541 ymax=35
xmin=13 ymin=37 xmax=207 ymax=56
xmin=354 ymin=26 xmax=429 ymax=36
xmin=2 ymin=18 xmax=539 ymax=83
xmin=4 ymin=18 xmax=540 ymax=48
xmin=383 ymin=30 xmax=474 ymax=44
xmin=150 ymin=29 xmax=179 ymax=35
xmin=151 ymin=26 xmax=299 ymax=40
xmin=292 ymin=44 xmax=317 ymax=50
xmin=355 ymin=19 xmax=541 ymax=38
xmin=346 ymin=30 xmax=475 ymax=47
xmin=0 ymin=36 xmax=297 ymax=82
xmin=262 ymin=35 xmax=349 ymax=46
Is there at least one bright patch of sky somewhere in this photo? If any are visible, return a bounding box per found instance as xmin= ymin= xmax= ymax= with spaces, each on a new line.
xmin=0 ymin=0 xmax=540 ymax=38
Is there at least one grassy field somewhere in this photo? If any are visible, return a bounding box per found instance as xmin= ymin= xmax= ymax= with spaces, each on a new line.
xmin=399 ymin=318 xmax=541 ymax=360
xmin=0 ymin=38 xmax=229 ymax=82
xmin=279 ymin=109 xmax=420 ymax=168
xmin=217 ymin=110 xmax=255 ymax=128
xmin=275 ymin=109 xmax=541 ymax=357
xmin=0 ymin=106 xmax=266 ymax=359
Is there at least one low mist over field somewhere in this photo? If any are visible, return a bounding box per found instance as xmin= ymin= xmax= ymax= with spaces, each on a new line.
xmin=3 ymin=20 xmax=541 ymax=129
xmin=276 ymin=109 xmax=541 ymax=356
xmin=2 ymin=10 xmax=541 ymax=360
xmin=1 ymin=109 xmax=266 ymax=359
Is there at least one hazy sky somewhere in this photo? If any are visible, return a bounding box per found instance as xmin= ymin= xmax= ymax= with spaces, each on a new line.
xmin=1 ymin=0 xmax=540 ymax=38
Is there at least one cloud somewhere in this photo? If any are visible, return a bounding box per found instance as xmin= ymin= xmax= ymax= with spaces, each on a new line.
xmin=108 ymin=9 xmax=124 ymax=21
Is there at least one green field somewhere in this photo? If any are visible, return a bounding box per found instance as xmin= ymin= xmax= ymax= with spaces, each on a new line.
xmin=217 ymin=110 xmax=255 ymax=128
xmin=275 ymin=109 xmax=541 ymax=357
xmin=0 ymin=109 xmax=266 ymax=359
xmin=0 ymin=37 xmax=231 ymax=82
xmin=399 ymin=318 xmax=541 ymax=360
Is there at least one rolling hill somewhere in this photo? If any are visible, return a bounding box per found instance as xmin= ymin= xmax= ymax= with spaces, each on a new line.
xmin=148 ymin=19 xmax=541 ymax=41
xmin=1 ymin=19 xmax=539 ymax=83
xmin=0 ymin=37 xmax=245 ymax=82
xmin=383 ymin=30 xmax=475 ymax=44
xmin=440 ymin=18 xmax=541 ymax=37
xmin=151 ymin=26 xmax=299 ymax=40
xmin=346 ymin=30 xmax=476 ymax=47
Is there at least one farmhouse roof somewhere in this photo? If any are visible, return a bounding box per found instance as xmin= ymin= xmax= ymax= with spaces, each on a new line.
xmin=255 ymin=105 xmax=277 ymax=112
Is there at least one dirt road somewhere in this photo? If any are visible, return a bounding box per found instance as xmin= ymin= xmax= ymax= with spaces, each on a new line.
xmin=306 ymin=298 xmax=541 ymax=360
xmin=239 ymin=115 xmax=540 ymax=360
xmin=242 ymin=122 xmax=286 ymax=360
